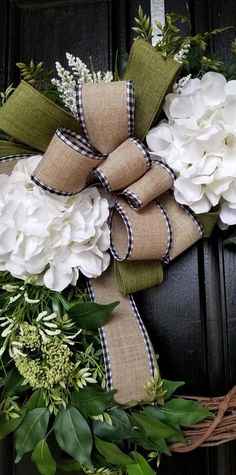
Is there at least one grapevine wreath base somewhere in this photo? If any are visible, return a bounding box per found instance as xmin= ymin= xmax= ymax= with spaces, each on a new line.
xmin=171 ymin=387 xmax=236 ymax=452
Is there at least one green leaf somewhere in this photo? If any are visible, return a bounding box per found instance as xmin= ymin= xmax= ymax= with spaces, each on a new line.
xmin=0 ymin=411 xmax=25 ymax=441
xmin=57 ymin=459 xmax=81 ymax=472
xmin=93 ymin=407 xmax=134 ymax=441
xmin=15 ymin=408 xmax=49 ymax=462
xmin=31 ymin=440 xmax=56 ymax=475
xmin=25 ymin=389 xmax=45 ymax=411
xmin=1 ymin=367 xmax=28 ymax=399
xmin=223 ymin=230 xmax=236 ymax=246
xmin=159 ymin=399 xmax=214 ymax=426
xmin=142 ymin=407 xmax=186 ymax=444
xmin=138 ymin=5 xmax=144 ymax=21
xmin=68 ymin=301 xmax=119 ymax=330
xmin=134 ymin=429 xmax=171 ymax=455
xmin=126 ymin=452 xmax=155 ymax=475
xmin=163 ymin=380 xmax=185 ymax=400
xmin=71 ymin=386 xmax=116 ymax=416
xmin=132 ymin=413 xmax=180 ymax=440
xmin=54 ymin=405 xmax=93 ymax=468
xmin=95 ymin=437 xmax=133 ymax=465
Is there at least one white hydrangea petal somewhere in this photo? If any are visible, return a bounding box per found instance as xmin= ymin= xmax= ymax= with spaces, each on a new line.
xmin=189 ymin=194 xmax=212 ymax=213
xmin=220 ymin=202 xmax=236 ymax=225
xmin=146 ymin=123 xmax=172 ymax=155
xmin=0 ymin=229 xmax=17 ymax=253
xmin=225 ymin=80 xmax=236 ymax=96
xmin=200 ymin=72 xmax=226 ymax=106
xmin=43 ymin=264 xmax=73 ymax=292
xmin=174 ymin=177 xmax=203 ymax=202
xmin=222 ymin=99 xmax=236 ymax=126
xmin=222 ymin=182 xmax=236 ymax=202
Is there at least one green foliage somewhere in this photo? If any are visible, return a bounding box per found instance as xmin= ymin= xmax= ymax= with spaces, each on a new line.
xmin=25 ymin=390 xmax=46 ymax=412
xmin=126 ymin=452 xmax=155 ymax=475
xmin=144 ymin=368 xmax=166 ymax=402
xmin=31 ymin=440 xmax=57 ymax=475
xmin=0 ymin=411 xmax=25 ymax=440
xmin=16 ymin=60 xmax=51 ymax=90
xmin=95 ymin=437 xmax=133 ymax=466
xmin=93 ymin=407 xmax=135 ymax=441
xmin=71 ymin=386 xmax=116 ymax=416
xmin=1 ymin=367 xmax=28 ymax=399
xmin=54 ymin=405 xmax=93 ymax=469
xmin=132 ymin=413 xmax=180 ymax=441
xmin=163 ymin=380 xmax=185 ymax=400
xmin=67 ymin=301 xmax=119 ymax=330
xmin=16 ymin=60 xmax=64 ymax=106
xmin=146 ymin=398 xmax=213 ymax=426
xmin=223 ymin=229 xmax=236 ymax=246
xmin=133 ymin=5 xmax=153 ymax=43
xmin=15 ymin=408 xmax=49 ymax=462
xmin=57 ymin=459 xmax=82 ymax=472
xmin=133 ymin=5 xmax=233 ymax=79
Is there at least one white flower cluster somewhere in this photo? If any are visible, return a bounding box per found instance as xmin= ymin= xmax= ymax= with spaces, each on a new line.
xmin=52 ymin=53 xmax=113 ymax=117
xmin=147 ymin=72 xmax=236 ymax=226
xmin=0 ymin=156 xmax=110 ymax=291
xmin=174 ymin=42 xmax=190 ymax=64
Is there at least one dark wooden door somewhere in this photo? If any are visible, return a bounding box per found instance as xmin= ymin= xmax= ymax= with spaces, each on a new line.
xmin=0 ymin=0 xmax=236 ymax=474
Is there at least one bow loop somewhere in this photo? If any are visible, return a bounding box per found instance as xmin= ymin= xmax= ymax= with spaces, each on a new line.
xmin=76 ymin=81 xmax=135 ymax=154
xmin=94 ymin=138 xmax=151 ymax=192
xmin=31 ymin=128 xmax=105 ymax=195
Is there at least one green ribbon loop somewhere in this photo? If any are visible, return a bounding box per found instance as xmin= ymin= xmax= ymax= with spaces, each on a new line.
xmin=0 ymin=140 xmax=37 ymax=157
xmin=0 ymin=81 xmax=81 ymax=152
xmin=123 ymin=39 xmax=181 ymax=141
xmin=115 ymin=260 xmax=163 ymax=295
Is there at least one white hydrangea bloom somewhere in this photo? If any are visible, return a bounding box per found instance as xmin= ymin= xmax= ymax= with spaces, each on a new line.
xmin=52 ymin=53 xmax=113 ymax=117
xmin=146 ymin=72 xmax=236 ymax=226
xmin=0 ymin=156 xmax=110 ymax=291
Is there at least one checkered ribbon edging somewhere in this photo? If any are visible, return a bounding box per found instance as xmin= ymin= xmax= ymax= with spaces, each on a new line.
xmin=86 ymin=280 xmax=113 ymax=390
xmin=110 ymin=202 xmax=133 ymax=261
xmin=128 ymin=295 xmax=156 ymax=378
xmin=126 ymin=80 xmax=135 ymax=138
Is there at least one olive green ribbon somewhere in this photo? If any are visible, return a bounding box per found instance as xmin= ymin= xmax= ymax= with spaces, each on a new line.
xmin=123 ymin=39 xmax=182 ymax=140
xmin=0 ymin=81 xmax=81 ymax=154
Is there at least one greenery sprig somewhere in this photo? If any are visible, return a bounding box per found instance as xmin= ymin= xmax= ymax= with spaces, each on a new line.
xmin=133 ymin=5 xmax=234 ymax=79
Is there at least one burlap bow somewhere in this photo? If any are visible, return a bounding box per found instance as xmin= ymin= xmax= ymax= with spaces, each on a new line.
xmin=0 ymin=40 xmax=206 ymax=404
xmin=21 ymin=80 xmax=203 ymax=404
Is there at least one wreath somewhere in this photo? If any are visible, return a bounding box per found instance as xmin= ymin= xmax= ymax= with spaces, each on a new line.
xmin=0 ymin=6 xmax=236 ymax=475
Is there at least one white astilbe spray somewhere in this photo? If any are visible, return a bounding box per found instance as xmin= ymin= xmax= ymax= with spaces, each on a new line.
xmin=52 ymin=53 xmax=113 ymax=117
xmin=174 ymin=41 xmax=191 ymax=64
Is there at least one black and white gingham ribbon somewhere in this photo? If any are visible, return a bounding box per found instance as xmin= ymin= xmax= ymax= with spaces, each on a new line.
xmin=87 ymin=280 xmax=113 ymax=390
